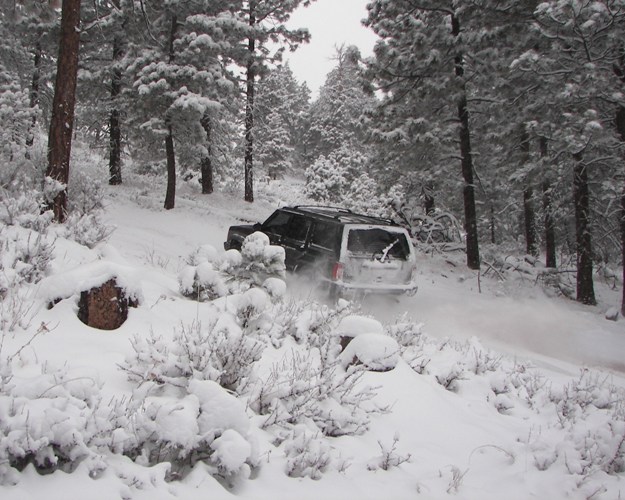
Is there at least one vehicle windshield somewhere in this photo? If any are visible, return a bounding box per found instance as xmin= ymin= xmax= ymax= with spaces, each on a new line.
xmin=346 ymin=228 xmax=411 ymax=259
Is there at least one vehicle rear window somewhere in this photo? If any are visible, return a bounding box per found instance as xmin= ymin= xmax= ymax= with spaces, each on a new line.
xmin=346 ymin=228 xmax=410 ymax=259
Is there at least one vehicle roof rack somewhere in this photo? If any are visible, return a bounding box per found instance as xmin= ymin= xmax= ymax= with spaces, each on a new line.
xmin=291 ymin=205 xmax=398 ymax=225
xmin=293 ymin=205 xmax=353 ymax=213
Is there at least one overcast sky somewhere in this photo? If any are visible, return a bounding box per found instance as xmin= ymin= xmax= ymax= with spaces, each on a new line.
xmin=284 ymin=0 xmax=378 ymax=98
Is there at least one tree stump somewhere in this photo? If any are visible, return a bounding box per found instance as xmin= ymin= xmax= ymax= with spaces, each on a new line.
xmin=77 ymin=278 xmax=137 ymax=330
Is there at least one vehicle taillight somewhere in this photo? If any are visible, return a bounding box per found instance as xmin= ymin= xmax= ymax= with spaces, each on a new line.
xmin=332 ymin=262 xmax=344 ymax=281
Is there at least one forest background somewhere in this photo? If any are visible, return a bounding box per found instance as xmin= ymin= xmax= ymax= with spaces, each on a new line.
xmin=1 ymin=0 xmax=625 ymax=311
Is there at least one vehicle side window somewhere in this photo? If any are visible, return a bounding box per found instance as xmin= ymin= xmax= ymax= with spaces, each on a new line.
xmin=262 ymin=211 xmax=291 ymax=236
xmin=310 ymin=221 xmax=340 ymax=250
xmin=284 ymin=214 xmax=311 ymax=243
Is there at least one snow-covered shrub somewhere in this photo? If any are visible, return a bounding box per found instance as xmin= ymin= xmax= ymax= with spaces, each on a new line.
xmin=60 ymin=173 xmax=112 ymax=248
xmin=304 ymin=153 xmax=398 ymax=218
xmin=63 ymin=211 xmax=113 ymax=249
xmin=236 ymin=232 xmax=286 ymax=284
xmin=122 ymin=319 xmax=265 ymax=393
xmin=283 ymin=426 xmax=332 ymax=479
xmin=0 ymin=366 xmax=112 ymax=484
xmin=0 ymin=189 xmax=53 ymax=232
xmin=179 ymin=238 xmax=285 ymax=300
xmin=179 ymin=262 xmax=228 ymax=301
xmin=122 ymin=379 xmax=256 ymax=480
xmin=0 ymin=226 xmax=54 ymax=288
xmin=248 ymin=342 xmax=378 ymax=437
xmin=286 ymin=300 xmax=348 ymax=345
xmin=234 ymin=288 xmax=271 ymax=330
xmin=339 ymin=333 xmax=400 ymax=372
xmin=367 ymin=434 xmax=412 ymax=471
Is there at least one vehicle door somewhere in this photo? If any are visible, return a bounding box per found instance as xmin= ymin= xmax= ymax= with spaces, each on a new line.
xmin=260 ymin=210 xmax=292 ymax=245
xmin=280 ymin=214 xmax=312 ymax=270
xmin=304 ymin=220 xmax=341 ymax=280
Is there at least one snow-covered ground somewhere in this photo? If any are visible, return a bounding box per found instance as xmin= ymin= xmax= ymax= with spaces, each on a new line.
xmin=1 ymin=173 xmax=624 ymax=499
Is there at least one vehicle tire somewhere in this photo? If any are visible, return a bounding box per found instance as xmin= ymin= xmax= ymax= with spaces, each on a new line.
xmin=328 ymin=283 xmax=342 ymax=302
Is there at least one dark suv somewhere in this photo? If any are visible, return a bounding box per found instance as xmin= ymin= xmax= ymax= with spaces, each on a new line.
xmin=224 ymin=206 xmax=417 ymax=296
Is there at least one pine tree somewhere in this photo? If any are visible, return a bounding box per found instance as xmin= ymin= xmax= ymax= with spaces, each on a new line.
xmin=255 ymin=64 xmax=310 ymax=179
xmin=514 ymin=0 xmax=625 ymax=305
xmin=127 ymin=1 xmax=244 ymax=209
xmin=306 ymin=45 xmax=374 ymax=165
xmin=46 ymin=0 xmax=81 ymax=222
xmin=365 ymin=1 xmax=488 ymax=269
xmin=240 ymin=0 xmax=311 ymax=202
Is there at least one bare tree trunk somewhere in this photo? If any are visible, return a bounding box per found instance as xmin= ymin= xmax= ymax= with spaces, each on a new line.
xmin=520 ymin=126 xmax=538 ymax=257
xmin=490 ymin=203 xmax=496 ymax=244
xmin=422 ymin=182 xmax=435 ymax=215
xmin=244 ymin=2 xmax=256 ymax=203
xmin=26 ymin=35 xmax=42 ymax=152
xmin=109 ymin=32 xmax=123 ymax=185
xmin=573 ymin=151 xmax=596 ymax=305
xmin=616 ymin=105 xmax=625 ymax=315
xmin=46 ymin=0 xmax=81 ymax=223
xmin=540 ymin=137 xmax=557 ymax=268
xmin=163 ymin=13 xmax=177 ymax=210
xmin=164 ymin=122 xmax=176 ymax=209
xmin=452 ymin=13 xmax=479 ymax=270
xmin=200 ymin=113 xmax=214 ymax=194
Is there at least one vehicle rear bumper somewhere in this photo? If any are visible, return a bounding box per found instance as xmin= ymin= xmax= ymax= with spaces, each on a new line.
xmin=332 ymin=280 xmax=418 ymax=296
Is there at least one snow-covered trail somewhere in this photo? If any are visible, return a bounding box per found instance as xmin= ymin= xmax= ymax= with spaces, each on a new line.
xmin=103 ymin=186 xmax=625 ymax=380
xmin=360 ymin=263 xmax=625 ymax=378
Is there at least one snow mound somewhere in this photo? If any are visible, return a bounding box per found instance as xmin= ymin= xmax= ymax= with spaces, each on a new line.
xmin=339 ymin=333 xmax=400 ymax=371
xmin=211 ymin=429 xmax=252 ymax=475
xmin=336 ymin=315 xmax=384 ymax=339
xmin=188 ymin=380 xmax=250 ymax=437
xmin=36 ymin=260 xmax=142 ymax=305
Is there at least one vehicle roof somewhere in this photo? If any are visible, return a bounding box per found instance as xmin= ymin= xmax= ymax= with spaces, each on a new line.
xmin=282 ymin=205 xmax=398 ymax=226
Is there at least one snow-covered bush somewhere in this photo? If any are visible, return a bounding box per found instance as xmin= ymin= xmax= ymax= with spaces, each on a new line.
xmin=235 ymin=232 xmax=286 ymax=284
xmin=339 ymin=333 xmax=400 ymax=372
xmin=0 ymin=226 xmax=54 ymax=288
xmin=367 ymin=434 xmax=412 ymax=471
xmin=63 ymin=211 xmax=113 ymax=249
xmin=248 ymin=341 xmax=378 ymax=437
xmin=0 ymin=366 xmax=112 ymax=484
xmin=122 ymin=379 xmax=256 ymax=480
xmin=179 ymin=237 xmax=285 ymax=300
xmin=122 ymin=319 xmax=265 ymax=392
xmin=179 ymin=261 xmax=228 ymax=301
xmin=283 ymin=426 xmax=332 ymax=479
xmin=62 ymin=173 xmax=113 ymax=248
xmin=0 ymin=189 xmax=53 ymax=232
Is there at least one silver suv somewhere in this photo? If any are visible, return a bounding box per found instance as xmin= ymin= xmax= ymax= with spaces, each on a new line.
xmin=224 ymin=206 xmax=418 ymax=297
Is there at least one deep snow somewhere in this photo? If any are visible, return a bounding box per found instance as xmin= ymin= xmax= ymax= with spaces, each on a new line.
xmin=2 ymin=173 xmax=625 ymax=499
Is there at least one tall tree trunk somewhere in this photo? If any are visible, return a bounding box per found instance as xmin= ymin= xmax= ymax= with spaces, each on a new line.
xmin=422 ymin=182 xmax=435 ymax=215
xmin=46 ymin=0 xmax=81 ymax=223
xmin=26 ymin=35 xmax=42 ymax=151
xmin=109 ymin=32 xmax=123 ymax=185
xmin=451 ymin=13 xmax=479 ymax=270
xmin=520 ymin=126 xmax=538 ymax=257
xmin=164 ymin=122 xmax=176 ymax=209
xmin=540 ymin=137 xmax=557 ymax=268
xmin=163 ymin=13 xmax=177 ymax=210
xmin=573 ymin=151 xmax=596 ymax=305
xmin=490 ymin=203 xmax=496 ymax=245
xmin=200 ymin=113 xmax=214 ymax=194
xmin=616 ymin=105 xmax=625 ymax=315
xmin=244 ymin=3 xmax=256 ymax=203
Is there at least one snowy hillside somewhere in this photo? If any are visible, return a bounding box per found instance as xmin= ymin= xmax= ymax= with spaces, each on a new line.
xmin=1 ymin=173 xmax=624 ymax=500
